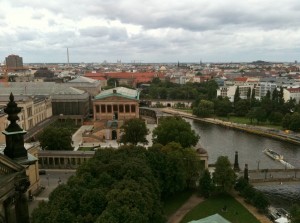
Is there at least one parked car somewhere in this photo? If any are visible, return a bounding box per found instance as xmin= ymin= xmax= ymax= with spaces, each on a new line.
xmin=39 ymin=170 xmax=46 ymax=175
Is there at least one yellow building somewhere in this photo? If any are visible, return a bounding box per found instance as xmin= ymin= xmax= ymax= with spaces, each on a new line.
xmin=92 ymin=87 xmax=140 ymax=140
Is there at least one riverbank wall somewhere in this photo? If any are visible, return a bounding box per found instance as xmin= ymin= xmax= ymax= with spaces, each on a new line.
xmin=162 ymin=108 xmax=300 ymax=146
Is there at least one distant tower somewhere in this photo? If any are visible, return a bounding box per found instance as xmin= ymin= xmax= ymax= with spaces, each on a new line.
xmin=67 ymin=48 xmax=70 ymax=67
xmin=5 ymin=54 xmax=23 ymax=69
xmin=233 ymin=151 xmax=240 ymax=171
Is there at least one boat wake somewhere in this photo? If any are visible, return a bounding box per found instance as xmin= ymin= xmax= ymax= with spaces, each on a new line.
xmin=279 ymin=160 xmax=295 ymax=169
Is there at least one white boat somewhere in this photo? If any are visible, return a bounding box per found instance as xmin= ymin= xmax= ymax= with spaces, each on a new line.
xmin=263 ymin=149 xmax=283 ymax=160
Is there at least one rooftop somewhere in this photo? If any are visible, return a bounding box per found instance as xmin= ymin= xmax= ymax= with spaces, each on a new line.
xmin=94 ymin=87 xmax=140 ymax=100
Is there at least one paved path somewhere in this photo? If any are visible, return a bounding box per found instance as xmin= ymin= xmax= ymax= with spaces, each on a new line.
xmin=72 ymin=124 xmax=157 ymax=150
xmin=231 ymin=191 xmax=272 ymax=223
xmin=167 ymin=194 xmax=204 ymax=223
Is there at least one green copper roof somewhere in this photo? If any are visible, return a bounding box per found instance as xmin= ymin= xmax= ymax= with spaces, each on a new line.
xmin=94 ymin=87 xmax=140 ymax=100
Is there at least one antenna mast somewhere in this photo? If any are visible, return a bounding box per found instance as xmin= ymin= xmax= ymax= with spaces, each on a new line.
xmin=67 ymin=48 xmax=70 ymax=67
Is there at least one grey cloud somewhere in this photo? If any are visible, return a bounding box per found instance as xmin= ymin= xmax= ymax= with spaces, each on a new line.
xmin=79 ymin=26 xmax=128 ymax=41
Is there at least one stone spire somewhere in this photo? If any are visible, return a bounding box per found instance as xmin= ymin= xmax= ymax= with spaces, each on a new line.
xmin=3 ymin=93 xmax=28 ymax=160
xmin=233 ymin=151 xmax=240 ymax=171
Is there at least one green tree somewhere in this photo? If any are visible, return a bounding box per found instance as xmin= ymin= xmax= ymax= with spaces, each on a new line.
xmin=261 ymin=91 xmax=273 ymax=117
xmin=214 ymin=97 xmax=232 ymax=117
xmin=234 ymin=99 xmax=250 ymax=117
xmin=107 ymin=78 xmax=119 ymax=87
xmin=254 ymin=107 xmax=267 ymax=124
xmin=193 ymin=99 xmax=214 ymax=117
xmin=213 ymin=156 xmax=236 ymax=192
xmin=289 ymin=112 xmax=300 ymax=132
xmin=198 ymin=169 xmax=214 ymax=198
xmin=38 ymin=126 xmax=73 ymax=150
xmin=120 ymin=118 xmax=149 ymax=145
xmin=247 ymin=88 xmax=251 ymax=99
xmin=234 ymin=86 xmax=240 ymax=105
xmin=252 ymin=191 xmax=269 ymax=213
xmin=268 ymin=112 xmax=283 ymax=124
xmin=247 ymin=108 xmax=256 ymax=124
xmin=152 ymin=116 xmax=199 ymax=148
xmin=290 ymin=204 xmax=300 ymax=223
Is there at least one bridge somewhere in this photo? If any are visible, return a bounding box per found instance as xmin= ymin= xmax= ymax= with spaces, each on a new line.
xmin=139 ymin=107 xmax=169 ymax=124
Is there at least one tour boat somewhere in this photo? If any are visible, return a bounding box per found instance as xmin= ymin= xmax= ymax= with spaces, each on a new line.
xmin=263 ymin=149 xmax=284 ymax=160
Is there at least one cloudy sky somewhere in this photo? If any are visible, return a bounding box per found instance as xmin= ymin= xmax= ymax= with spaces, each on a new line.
xmin=1 ymin=0 xmax=300 ymax=63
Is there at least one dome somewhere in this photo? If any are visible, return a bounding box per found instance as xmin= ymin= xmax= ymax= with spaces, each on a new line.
xmin=159 ymin=66 xmax=167 ymax=71
xmin=196 ymin=147 xmax=207 ymax=155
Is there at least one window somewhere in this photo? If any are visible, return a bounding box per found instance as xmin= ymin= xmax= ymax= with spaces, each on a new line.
xmin=119 ymin=104 xmax=124 ymax=113
xmin=96 ymin=105 xmax=100 ymax=113
xmin=125 ymin=105 xmax=130 ymax=113
xmin=27 ymin=107 xmax=32 ymax=117
xmin=113 ymin=105 xmax=118 ymax=111
xmin=107 ymin=105 xmax=112 ymax=113
xmin=131 ymin=105 xmax=136 ymax=113
xmin=101 ymin=105 xmax=106 ymax=113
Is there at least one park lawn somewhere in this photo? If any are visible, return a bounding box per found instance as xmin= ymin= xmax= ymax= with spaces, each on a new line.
xmin=163 ymin=190 xmax=194 ymax=217
xmin=78 ymin=147 xmax=94 ymax=151
xmin=180 ymin=193 xmax=260 ymax=223
xmin=217 ymin=116 xmax=282 ymax=130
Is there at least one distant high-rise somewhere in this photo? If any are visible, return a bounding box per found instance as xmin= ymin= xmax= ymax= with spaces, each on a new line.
xmin=5 ymin=54 xmax=23 ymax=69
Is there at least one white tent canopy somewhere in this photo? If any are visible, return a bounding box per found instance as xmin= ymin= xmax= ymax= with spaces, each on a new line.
xmin=275 ymin=217 xmax=289 ymax=223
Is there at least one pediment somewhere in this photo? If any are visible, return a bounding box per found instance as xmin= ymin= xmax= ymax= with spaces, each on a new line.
xmin=0 ymin=153 xmax=24 ymax=176
xmin=94 ymin=95 xmax=138 ymax=102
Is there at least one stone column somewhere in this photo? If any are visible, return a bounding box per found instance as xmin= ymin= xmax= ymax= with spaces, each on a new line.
xmin=15 ymin=175 xmax=30 ymax=223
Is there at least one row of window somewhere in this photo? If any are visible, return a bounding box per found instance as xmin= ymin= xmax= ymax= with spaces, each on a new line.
xmin=95 ymin=104 xmax=136 ymax=113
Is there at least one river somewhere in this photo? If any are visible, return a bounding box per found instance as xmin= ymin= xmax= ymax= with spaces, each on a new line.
xmin=186 ymin=119 xmax=300 ymax=209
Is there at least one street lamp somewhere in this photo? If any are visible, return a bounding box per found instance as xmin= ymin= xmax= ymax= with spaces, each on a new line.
xmin=46 ymin=174 xmax=49 ymax=186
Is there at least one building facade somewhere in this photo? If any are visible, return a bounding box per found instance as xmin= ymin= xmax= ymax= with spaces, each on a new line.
xmin=5 ymin=55 xmax=23 ymax=69
xmin=0 ymin=95 xmax=52 ymax=135
xmin=92 ymin=87 xmax=140 ymax=140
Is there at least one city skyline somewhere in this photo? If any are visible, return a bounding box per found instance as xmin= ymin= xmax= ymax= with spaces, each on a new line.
xmin=1 ymin=0 xmax=300 ymax=63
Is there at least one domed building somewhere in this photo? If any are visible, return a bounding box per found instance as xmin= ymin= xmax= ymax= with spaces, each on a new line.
xmin=195 ymin=146 xmax=208 ymax=169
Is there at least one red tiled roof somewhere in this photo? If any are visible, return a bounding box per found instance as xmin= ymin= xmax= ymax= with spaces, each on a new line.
xmin=234 ymin=77 xmax=248 ymax=82
xmin=287 ymin=88 xmax=300 ymax=93
xmin=85 ymin=72 xmax=164 ymax=79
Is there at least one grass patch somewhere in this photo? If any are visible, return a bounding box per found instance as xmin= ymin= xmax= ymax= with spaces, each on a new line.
xmin=217 ymin=116 xmax=282 ymax=130
xmin=180 ymin=193 xmax=260 ymax=223
xmin=163 ymin=190 xmax=194 ymax=217
xmin=78 ymin=147 xmax=95 ymax=151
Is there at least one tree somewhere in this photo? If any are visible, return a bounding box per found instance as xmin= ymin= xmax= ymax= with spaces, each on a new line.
xmin=198 ymin=169 xmax=214 ymax=198
xmin=152 ymin=116 xmax=199 ymax=148
xmin=268 ymin=112 xmax=283 ymax=124
xmin=214 ymin=97 xmax=232 ymax=117
xmin=120 ymin=118 xmax=149 ymax=145
xmin=289 ymin=112 xmax=300 ymax=132
xmin=247 ymin=108 xmax=256 ymax=124
xmin=234 ymin=99 xmax=250 ymax=117
xmin=247 ymin=88 xmax=251 ymax=99
xmin=290 ymin=204 xmax=300 ymax=223
xmin=213 ymin=156 xmax=236 ymax=192
xmin=38 ymin=126 xmax=73 ymax=150
xmin=193 ymin=99 xmax=214 ymax=117
xmin=254 ymin=107 xmax=267 ymax=124
xmin=234 ymin=86 xmax=240 ymax=105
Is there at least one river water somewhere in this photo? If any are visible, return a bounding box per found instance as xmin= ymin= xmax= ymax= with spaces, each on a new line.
xmin=186 ymin=119 xmax=300 ymax=209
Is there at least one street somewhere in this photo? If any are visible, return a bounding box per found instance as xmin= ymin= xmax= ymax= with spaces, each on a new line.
xmin=28 ymin=169 xmax=76 ymax=214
